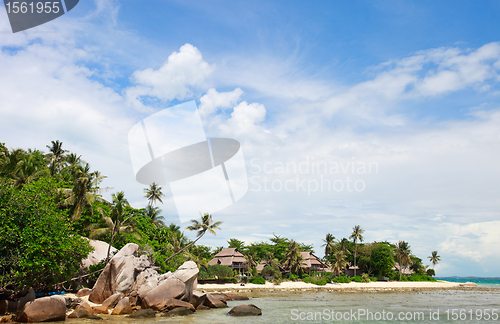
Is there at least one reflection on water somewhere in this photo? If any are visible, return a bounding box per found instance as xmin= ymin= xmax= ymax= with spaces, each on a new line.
xmin=53 ymin=289 xmax=500 ymax=324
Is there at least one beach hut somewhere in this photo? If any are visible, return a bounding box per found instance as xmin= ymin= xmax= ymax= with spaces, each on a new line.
xmin=344 ymin=263 xmax=360 ymax=277
xmin=208 ymin=248 xmax=248 ymax=274
xmin=300 ymin=251 xmax=329 ymax=273
xmin=392 ymin=263 xmax=414 ymax=275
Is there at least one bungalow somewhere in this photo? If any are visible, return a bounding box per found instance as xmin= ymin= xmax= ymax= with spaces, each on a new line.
xmin=392 ymin=263 xmax=414 ymax=275
xmin=344 ymin=263 xmax=360 ymax=277
xmin=300 ymin=251 xmax=329 ymax=272
xmin=208 ymin=248 xmax=248 ymax=273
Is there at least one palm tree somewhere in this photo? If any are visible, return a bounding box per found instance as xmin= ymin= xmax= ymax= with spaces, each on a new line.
xmin=144 ymin=182 xmax=164 ymax=206
xmin=144 ymin=205 xmax=165 ymax=227
xmin=60 ymin=164 xmax=107 ymax=221
xmin=284 ymin=240 xmax=304 ymax=274
xmin=12 ymin=153 xmax=49 ymax=188
xmin=337 ymin=238 xmax=351 ymax=255
xmin=164 ymin=212 xmax=222 ymax=263
xmin=46 ymin=140 xmax=66 ymax=176
xmin=322 ymin=233 xmax=336 ymax=261
xmin=395 ymin=241 xmax=412 ymax=280
xmin=349 ymin=225 xmax=364 ymax=276
xmin=428 ymin=251 xmax=441 ymax=269
xmin=331 ymin=250 xmax=348 ymax=276
xmin=89 ymin=191 xmax=139 ymax=263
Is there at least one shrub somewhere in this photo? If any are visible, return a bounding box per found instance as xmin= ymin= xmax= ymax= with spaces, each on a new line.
xmin=332 ymin=274 xmax=351 ymax=283
xmin=250 ymin=276 xmax=266 ymax=285
xmin=288 ymin=273 xmax=299 ymax=281
xmin=224 ymin=277 xmax=238 ymax=284
xmin=261 ymin=265 xmax=282 ymax=280
xmin=199 ymin=264 xmax=234 ymax=280
xmin=273 ymin=277 xmax=282 ymax=285
xmin=303 ymin=276 xmax=329 ymax=286
xmin=426 ymin=269 xmax=436 ymax=277
xmin=409 ymin=274 xmax=437 ymax=282
xmin=369 ymin=277 xmax=377 ymax=282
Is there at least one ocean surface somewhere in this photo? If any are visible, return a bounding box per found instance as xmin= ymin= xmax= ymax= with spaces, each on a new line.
xmin=61 ymin=288 xmax=500 ymax=324
xmin=435 ymin=277 xmax=500 ymax=288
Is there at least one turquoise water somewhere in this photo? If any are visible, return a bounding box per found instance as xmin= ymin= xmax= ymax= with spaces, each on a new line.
xmin=436 ymin=277 xmax=500 ymax=288
xmin=62 ymin=289 xmax=500 ymax=324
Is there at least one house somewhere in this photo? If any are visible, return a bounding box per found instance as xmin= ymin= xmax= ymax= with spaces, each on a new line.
xmin=344 ymin=263 xmax=360 ymax=277
xmin=300 ymin=251 xmax=329 ymax=272
xmin=392 ymin=263 xmax=414 ymax=275
xmin=208 ymin=248 xmax=248 ymax=273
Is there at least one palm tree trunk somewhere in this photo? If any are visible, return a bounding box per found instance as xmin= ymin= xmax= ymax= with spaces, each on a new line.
xmin=164 ymin=231 xmax=205 ymax=263
xmin=354 ymin=243 xmax=357 ymax=277
xmin=105 ymin=226 xmax=116 ymax=264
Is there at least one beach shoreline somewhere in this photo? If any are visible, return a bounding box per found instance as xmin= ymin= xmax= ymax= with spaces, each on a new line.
xmin=196 ymin=280 xmax=490 ymax=295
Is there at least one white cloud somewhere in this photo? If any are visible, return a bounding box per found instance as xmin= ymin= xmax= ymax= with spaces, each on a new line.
xmin=126 ymin=44 xmax=215 ymax=111
xmin=199 ymin=87 xmax=243 ymax=116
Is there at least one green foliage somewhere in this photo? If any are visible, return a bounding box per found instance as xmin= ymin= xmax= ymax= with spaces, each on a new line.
xmin=303 ymin=276 xmax=330 ymax=285
xmin=426 ymin=269 xmax=436 ymax=276
xmin=332 ymin=274 xmax=351 ymax=283
xmin=199 ymin=264 xmax=234 ymax=280
xmin=371 ymin=243 xmax=395 ymax=277
xmin=0 ymin=178 xmax=93 ymax=288
xmin=288 ymin=273 xmax=300 ymax=281
xmin=350 ymin=274 xmax=372 ymax=283
xmin=250 ymin=276 xmax=266 ymax=285
xmin=408 ymin=274 xmax=437 ymax=282
xmin=261 ymin=265 xmax=282 ymax=279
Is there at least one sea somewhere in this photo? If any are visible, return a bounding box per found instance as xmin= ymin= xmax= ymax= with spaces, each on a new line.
xmin=59 ymin=282 xmax=500 ymax=324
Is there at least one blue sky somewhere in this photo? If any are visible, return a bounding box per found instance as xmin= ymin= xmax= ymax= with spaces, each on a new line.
xmin=1 ymin=0 xmax=500 ymax=276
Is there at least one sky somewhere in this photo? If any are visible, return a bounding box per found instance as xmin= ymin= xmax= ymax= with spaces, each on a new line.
xmin=1 ymin=0 xmax=500 ymax=276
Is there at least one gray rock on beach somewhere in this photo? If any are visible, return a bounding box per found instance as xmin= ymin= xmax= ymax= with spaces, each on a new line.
xmin=17 ymin=295 xmax=66 ymax=322
xmin=228 ymin=304 xmax=262 ymax=316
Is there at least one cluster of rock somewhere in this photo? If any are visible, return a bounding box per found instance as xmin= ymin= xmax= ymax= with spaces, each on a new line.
xmin=1 ymin=243 xmax=260 ymax=322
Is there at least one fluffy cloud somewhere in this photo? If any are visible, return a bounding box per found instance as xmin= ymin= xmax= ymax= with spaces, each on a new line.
xmin=199 ymin=87 xmax=243 ymax=116
xmin=126 ymin=44 xmax=214 ymax=111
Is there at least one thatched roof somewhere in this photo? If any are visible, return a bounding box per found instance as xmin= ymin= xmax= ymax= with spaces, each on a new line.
xmin=208 ymin=248 xmax=248 ymax=267
xmin=300 ymin=251 xmax=328 ymax=269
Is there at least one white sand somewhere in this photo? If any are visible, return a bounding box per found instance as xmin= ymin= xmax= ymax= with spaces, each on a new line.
xmin=197 ymin=280 xmax=461 ymax=291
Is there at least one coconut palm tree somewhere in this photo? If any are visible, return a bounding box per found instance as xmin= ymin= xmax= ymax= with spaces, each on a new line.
xmin=46 ymin=140 xmax=66 ymax=176
xmin=12 ymin=153 xmax=49 ymax=188
xmin=144 ymin=205 xmax=165 ymax=227
xmin=331 ymin=250 xmax=348 ymax=276
xmin=395 ymin=241 xmax=412 ymax=280
xmin=283 ymin=240 xmax=303 ymax=274
xmin=89 ymin=191 xmax=139 ymax=264
xmin=428 ymin=251 xmax=441 ymax=269
xmin=144 ymin=182 xmax=164 ymax=206
xmin=164 ymin=213 xmax=222 ymax=263
xmin=59 ymin=164 xmax=107 ymax=221
xmin=349 ymin=225 xmax=364 ymax=276
xmin=322 ymin=233 xmax=336 ymax=261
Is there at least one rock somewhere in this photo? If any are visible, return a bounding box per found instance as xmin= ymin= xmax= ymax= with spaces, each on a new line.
xmin=134 ymin=255 xmax=153 ymax=272
xmin=162 ymin=307 xmax=194 ymax=317
xmin=143 ymin=278 xmax=187 ymax=310
xmin=127 ymin=309 xmax=156 ymax=318
xmin=76 ymin=288 xmax=92 ymax=297
xmin=68 ymin=307 xmax=90 ymax=318
xmin=18 ymin=295 xmax=66 ymax=322
xmin=0 ymin=314 xmax=17 ymax=323
xmin=111 ymin=297 xmax=133 ymax=315
xmin=101 ymin=293 xmax=123 ymax=310
xmin=228 ymin=304 xmax=262 ymax=316
xmin=0 ymin=287 xmax=35 ymax=314
xmin=223 ymin=293 xmax=249 ymax=301
xmin=88 ymin=315 xmax=103 ymax=320
xmin=160 ymin=299 xmax=195 ymax=312
xmin=64 ymin=296 xmax=82 ymax=309
xmin=171 ymin=261 xmax=199 ymax=301
xmin=189 ymin=291 xmax=206 ymax=309
xmin=88 ymin=243 xmax=138 ymax=304
xmin=196 ymin=304 xmax=210 ymax=311
xmin=135 ymin=268 xmax=160 ymax=299
xmin=204 ymin=293 xmax=227 ymax=308
xmin=459 ymin=282 xmax=478 ymax=287
xmin=91 ymin=305 xmax=109 ymax=314
xmin=81 ymin=238 xmax=118 ymax=269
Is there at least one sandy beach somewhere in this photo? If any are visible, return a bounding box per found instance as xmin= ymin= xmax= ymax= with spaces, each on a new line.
xmin=197 ymin=280 xmax=464 ymax=294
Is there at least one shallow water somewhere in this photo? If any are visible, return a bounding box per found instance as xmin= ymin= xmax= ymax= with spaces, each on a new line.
xmin=57 ymin=289 xmax=500 ymax=323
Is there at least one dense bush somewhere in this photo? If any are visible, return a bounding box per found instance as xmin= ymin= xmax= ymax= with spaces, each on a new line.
xmin=288 ymin=273 xmax=299 ymax=281
xmin=426 ymin=269 xmax=436 ymax=276
xmin=409 ymin=274 xmax=437 ymax=282
xmin=250 ymin=276 xmax=266 ymax=284
xmin=199 ymin=264 xmax=234 ymax=280
xmin=0 ymin=178 xmax=93 ymax=289
xmin=332 ymin=274 xmax=351 ymax=283
xmin=261 ymin=265 xmax=282 ymax=280
xmin=303 ymin=276 xmax=330 ymax=285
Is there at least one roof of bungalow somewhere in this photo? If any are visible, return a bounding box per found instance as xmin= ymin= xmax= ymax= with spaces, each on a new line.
xmin=392 ymin=263 xmax=414 ymax=275
xmin=208 ymin=248 xmax=248 ymax=267
xmin=300 ymin=251 xmax=328 ymax=269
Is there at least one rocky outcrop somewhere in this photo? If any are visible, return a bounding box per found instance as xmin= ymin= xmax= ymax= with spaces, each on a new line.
xmin=142 ymin=278 xmax=187 ymax=310
xmin=0 ymin=288 xmax=35 ymax=315
xmin=170 ymin=261 xmax=198 ymax=301
xmin=162 ymin=307 xmax=194 ymax=317
xmin=68 ymin=301 xmax=93 ymax=318
xmin=88 ymin=243 xmax=138 ymax=304
xmin=204 ymin=293 xmax=227 ymax=308
xmin=228 ymin=304 xmax=262 ymax=316
xmin=91 ymin=305 xmax=109 ymax=315
xmin=81 ymin=239 xmax=118 ymax=269
xmin=17 ymin=296 xmax=66 ymax=322
xmin=76 ymin=288 xmax=91 ymax=297
xmin=189 ymin=291 xmax=206 ymax=309
xmin=160 ymin=299 xmax=195 ymax=312
xmin=111 ymin=297 xmax=133 ymax=315
xmin=102 ymin=293 xmax=123 ymax=310
xmin=128 ymin=309 xmax=156 ymax=318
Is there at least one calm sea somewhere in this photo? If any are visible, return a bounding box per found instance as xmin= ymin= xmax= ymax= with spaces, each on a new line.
xmin=435 ymin=277 xmax=500 ymax=288
xmin=61 ymin=288 xmax=500 ymax=324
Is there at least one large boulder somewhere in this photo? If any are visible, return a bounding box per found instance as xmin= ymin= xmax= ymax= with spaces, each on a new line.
xmin=228 ymin=304 xmax=262 ymax=316
xmin=111 ymin=297 xmax=133 ymax=315
xmin=189 ymin=291 xmax=206 ymax=309
xmin=127 ymin=309 xmax=156 ymax=318
xmin=162 ymin=307 xmax=194 ymax=317
xmin=0 ymin=288 xmax=35 ymax=314
xmin=143 ymin=278 xmax=187 ymax=310
xmin=76 ymin=288 xmax=91 ymax=297
xmin=88 ymin=243 xmax=138 ymax=304
xmin=81 ymin=239 xmax=117 ymax=268
xmin=170 ymin=261 xmax=198 ymax=301
xmin=17 ymin=296 xmax=66 ymax=322
xmin=204 ymin=293 xmax=227 ymax=308
xmin=160 ymin=299 xmax=195 ymax=312
xmin=135 ymin=268 xmax=160 ymax=299
xmin=101 ymin=293 xmax=123 ymax=310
